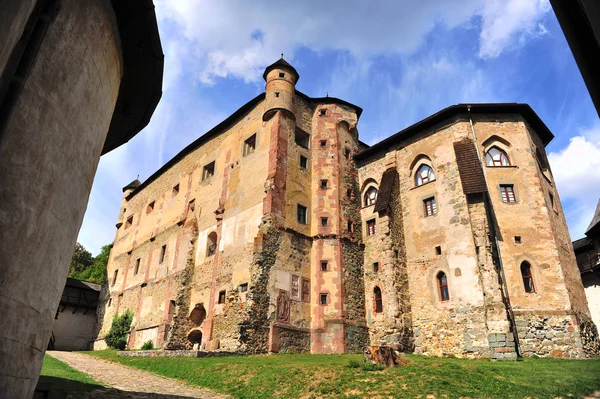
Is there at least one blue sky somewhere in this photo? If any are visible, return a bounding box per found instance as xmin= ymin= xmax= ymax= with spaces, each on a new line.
xmin=78 ymin=0 xmax=600 ymax=255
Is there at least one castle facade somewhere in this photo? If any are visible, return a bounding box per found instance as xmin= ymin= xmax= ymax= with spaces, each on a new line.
xmin=94 ymin=59 xmax=598 ymax=359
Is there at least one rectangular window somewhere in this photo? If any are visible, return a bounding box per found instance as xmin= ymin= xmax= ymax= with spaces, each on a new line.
xmin=344 ymin=148 xmax=351 ymax=159
xmin=202 ymin=161 xmax=215 ymax=181
xmin=320 ymin=179 xmax=328 ymax=189
xmin=549 ymin=192 xmax=557 ymax=211
xmin=134 ymin=258 xmax=140 ymax=275
xmin=111 ymin=269 xmax=118 ymax=286
xmin=321 ymin=261 xmax=328 ymax=271
xmin=295 ymin=129 xmax=310 ymax=149
xmin=172 ymin=184 xmax=179 ymax=197
xmin=435 ymin=246 xmax=442 ymax=255
xmin=319 ymin=109 xmax=326 ymax=116
xmin=147 ymin=201 xmax=155 ymax=214
xmin=367 ymin=219 xmax=376 ymax=236
xmin=320 ymin=140 xmax=327 ymax=147
xmin=243 ymin=134 xmax=256 ymax=156
xmin=514 ymin=236 xmax=522 ymax=244
xmin=218 ymin=290 xmax=226 ymax=304
xmin=424 ymin=197 xmax=438 ymax=217
xmin=279 ymin=72 xmax=285 ymax=78
xmin=239 ymin=283 xmax=248 ymax=293
xmin=159 ymin=245 xmax=166 ymax=264
xmin=125 ymin=215 xmax=133 ymax=229
xmin=320 ymin=293 xmax=328 ymax=305
xmin=500 ymin=185 xmax=516 ymax=203
xmin=300 ymin=155 xmax=308 ymax=169
xmin=297 ymin=204 xmax=307 ymax=224
xmin=347 ymin=220 xmax=354 ymax=232
xmin=373 ymin=262 xmax=379 ymax=272
xmin=321 ymin=217 xmax=328 ymax=227
xmin=275 ymin=92 xmax=280 ymax=97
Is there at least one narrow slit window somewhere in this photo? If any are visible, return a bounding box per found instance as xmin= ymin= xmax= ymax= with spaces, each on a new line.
xmin=112 ymin=269 xmax=118 ymax=286
xmin=346 ymin=188 xmax=353 ymax=198
xmin=300 ymin=155 xmax=308 ymax=169
xmin=172 ymin=184 xmax=179 ymax=197
xmin=347 ymin=220 xmax=354 ymax=232
xmin=147 ymin=201 xmax=155 ymax=214
xmin=521 ymin=262 xmax=535 ymax=293
xmin=244 ymin=134 xmax=256 ymax=156
xmin=297 ymin=204 xmax=308 ymax=224
xmin=500 ymin=184 xmax=516 ymax=203
xmin=437 ymin=272 xmax=449 ymax=301
xmin=134 ymin=258 xmax=140 ymax=275
xmin=424 ymin=197 xmax=438 ymax=217
xmin=374 ymin=286 xmax=383 ymax=313
xmin=373 ymin=262 xmax=379 ymax=272
xmin=108 ymin=298 xmax=112 ymax=307
xmin=345 ymin=148 xmax=351 ymax=159
xmin=159 ymin=245 xmax=166 ymax=264
xmin=218 ymin=290 xmax=226 ymax=304
xmin=202 ymin=161 xmax=215 ymax=181
xmin=367 ymin=219 xmax=376 ymax=236
xmin=125 ymin=215 xmax=133 ymax=229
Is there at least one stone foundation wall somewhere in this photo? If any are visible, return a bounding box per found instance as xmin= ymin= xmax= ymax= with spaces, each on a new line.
xmin=272 ymin=325 xmax=310 ymax=353
xmin=515 ymin=313 xmax=588 ymax=358
xmin=345 ymin=324 xmax=370 ymax=353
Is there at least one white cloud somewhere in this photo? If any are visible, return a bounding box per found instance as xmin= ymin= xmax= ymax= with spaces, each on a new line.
xmin=478 ymin=0 xmax=551 ymax=58
xmin=549 ymin=126 xmax=600 ymax=239
xmin=155 ymin=0 xmax=551 ymax=84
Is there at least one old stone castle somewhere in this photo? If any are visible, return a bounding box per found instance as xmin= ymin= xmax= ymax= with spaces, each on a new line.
xmin=94 ymin=58 xmax=598 ymax=359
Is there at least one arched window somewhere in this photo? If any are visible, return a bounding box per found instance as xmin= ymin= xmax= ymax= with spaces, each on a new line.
xmin=364 ymin=187 xmax=378 ymax=206
xmin=485 ymin=146 xmax=510 ymax=166
xmin=521 ymin=262 xmax=535 ymax=293
xmin=415 ymin=164 xmax=435 ymax=186
xmin=207 ymin=232 xmax=217 ymax=256
xmin=437 ymin=272 xmax=449 ymax=301
xmin=374 ymin=286 xmax=383 ymax=313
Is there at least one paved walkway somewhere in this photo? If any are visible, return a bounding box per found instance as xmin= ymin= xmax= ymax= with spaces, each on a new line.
xmin=45 ymin=351 xmax=227 ymax=399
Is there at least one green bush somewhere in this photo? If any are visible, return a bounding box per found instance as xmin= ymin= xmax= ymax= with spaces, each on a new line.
xmin=141 ymin=340 xmax=154 ymax=350
xmin=361 ymin=362 xmax=385 ymax=372
xmin=104 ymin=310 xmax=133 ymax=350
xmin=346 ymin=359 xmax=361 ymax=369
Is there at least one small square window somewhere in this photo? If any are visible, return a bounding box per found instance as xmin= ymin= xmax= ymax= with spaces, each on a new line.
xmin=159 ymin=245 xmax=166 ymax=264
xmin=295 ymin=128 xmax=310 ymax=149
xmin=239 ymin=283 xmax=248 ymax=293
xmin=279 ymin=72 xmax=285 ymax=78
xmin=297 ymin=204 xmax=308 ymax=224
xmin=218 ymin=290 xmax=226 ymax=304
xmin=202 ymin=162 xmax=215 ymax=181
xmin=147 ymin=201 xmax=155 ymax=214
xmin=424 ymin=197 xmax=437 ymax=217
xmin=367 ymin=219 xmax=376 ymax=236
xmin=347 ymin=220 xmax=354 ymax=232
xmin=134 ymin=258 xmax=141 ymax=275
xmin=435 ymin=246 xmax=442 ymax=255
xmin=125 ymin=215 xmax=133 ymax=229
xmin=321 ymin=217 xmax=328 ymax=227
xmin=320 ymin=140 xmax=327 ymax=147
xmin=320 ymin=293 xmax=328 ymax=305
xmin=172 ymin=184 xmax=179 ymax=197
xmin=320 ymin=179 xmax=328 ymax=189
xmin=321 ymin=261 xmax=328 ymax=271
xmin=345 ymin=148 xmax=351 ymax=159
xmin=300 ymin=155 xmax=308 ymax=169
xmin=514 ymin=236 xmax=522 ymax=244
xmin=373 ymin=262 xmax=379 ymax=272
xmin=275 ymin=92 xmax=280 ymax=98
xmin=244 ymin=134 xmax=256 ymax=156
xmin=319 ymin=109 xmax=326 ymax=116
xmin=500 ymin=184 xmax=516 ymax=203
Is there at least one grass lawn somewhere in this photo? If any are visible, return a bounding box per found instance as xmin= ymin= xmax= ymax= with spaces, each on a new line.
xmin=39 ymin=354 xmax=103 ymax=393
xmin=86 ymin=350 xmax=600 ymax=399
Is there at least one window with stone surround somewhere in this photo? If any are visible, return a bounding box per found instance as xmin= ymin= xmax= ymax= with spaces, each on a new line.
xmin=485 ymin=146 xmax=511 ymax=166
xmin=218 ymin=290 xmax=226 ymax=304
xmin=415 ymin=164 xmax=435 ymax=186
xmin=300 ymin=155 xmax=308 ymax=169
xmin=243 ymin=134 xmax=256 ymax=156
xmin=424 ymin=197 xmax=437 ymax=217
xmin=500 ymin=184 xmax=516 ymax=203
xmin=521 ymin=262 xmax=535 ymax=293
xmin=159 ymin=245 xmax=166 ymax=263
xmin=297 ymin=204 xmax=308 ymax=224
xmin=437 ymin=271 xmax=449 ymax=301
xmin=207 ymin=232 xmax=217 ymax=256
xmin=374 ymin=286 xmax=383 ymax=313
xmin=364 ymin=186 xmax=377 ymax=206
xmin=202 ymin=161 xmax=215 ymax=181
xmin=366 ymin=219 xmax=376 ymax=236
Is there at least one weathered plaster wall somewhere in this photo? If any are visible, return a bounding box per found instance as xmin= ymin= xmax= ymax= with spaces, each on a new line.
xmin=582 ymin=274 xmax=600 ymax=329
xmin=0 ymin=1 xmax=121 ymax=395
xmin=51 ymin=309 xmax=97 ymax=351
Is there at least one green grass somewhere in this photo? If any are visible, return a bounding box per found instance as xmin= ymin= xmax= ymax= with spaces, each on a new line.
xmin=86 ymin=350 xmax=600 ymax=398
xmin=39 ymin=355 xmax=103 ymax=392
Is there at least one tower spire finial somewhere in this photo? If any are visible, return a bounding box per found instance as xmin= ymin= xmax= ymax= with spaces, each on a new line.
xmin=281 ymin=53 xmax=284 ymax=59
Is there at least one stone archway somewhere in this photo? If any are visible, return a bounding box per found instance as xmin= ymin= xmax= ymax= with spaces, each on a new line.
xmin=189 ymin=303 xmax=206 ymax=326
xmin=187 ymin=329 xmax=203 ymax=346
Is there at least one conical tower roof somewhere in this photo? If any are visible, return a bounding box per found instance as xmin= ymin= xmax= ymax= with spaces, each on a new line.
xmin=122 ymin=178 xmax=141 ymax=192
xmin=585 ymin=198 xmax=600 ymax=237
xmin=263 ymin=56 xmax=299 ymax=82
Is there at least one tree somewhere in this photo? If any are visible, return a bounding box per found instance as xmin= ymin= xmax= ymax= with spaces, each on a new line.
xmin=69 ymin=243 xmax=93 ymax=277
xmin=104 ymin=310 xmax=133 ymax=350
xmin=68 ymin=243 xmax=112 ymax=284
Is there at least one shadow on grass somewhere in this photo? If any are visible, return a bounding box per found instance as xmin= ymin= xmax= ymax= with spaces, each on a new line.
xmin=34 ymin=376 xmax=200 ymax=399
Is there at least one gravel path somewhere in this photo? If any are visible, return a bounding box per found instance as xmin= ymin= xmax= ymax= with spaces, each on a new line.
xmin=45 ymin=351 xmax=228 ymax=399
